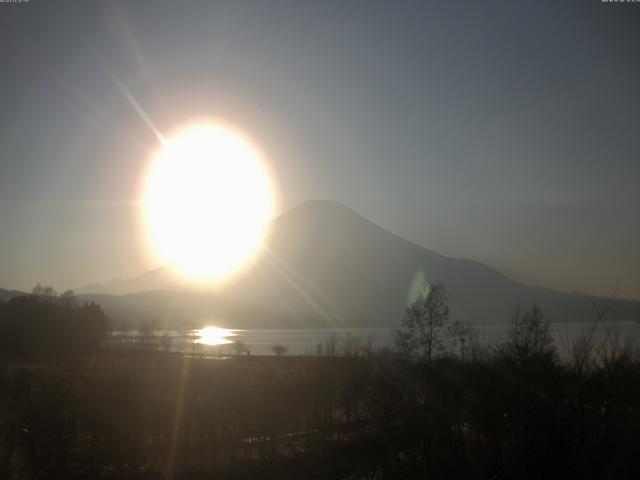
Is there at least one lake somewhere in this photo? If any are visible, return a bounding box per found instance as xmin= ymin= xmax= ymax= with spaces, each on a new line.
xmin=110 ymin=321 xmax=640 ymax=357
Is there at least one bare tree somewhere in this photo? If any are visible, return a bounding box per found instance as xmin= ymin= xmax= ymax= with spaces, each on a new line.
xmin=394 ymin=283 xmax=450 ymax=364
xmin=31 ymin=283 xmax=57 ymax=301
xmin=324 ymin=334 xmax=339 ymax=357
xmin=570 ymin=283 xmax=620 ymax=375
xmin=184 ymin=324 xmax=199 ymax=355
xmin=498 ymin=305 xmax=556 ymax=369
xmin=447 ymin=319 xmax=471 ymax=365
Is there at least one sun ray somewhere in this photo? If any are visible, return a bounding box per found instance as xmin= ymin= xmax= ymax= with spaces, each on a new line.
xmin=109 ymin=71 xmax=166 ymax=145
xmin=261 ymin=246 xmax=341 ymax=329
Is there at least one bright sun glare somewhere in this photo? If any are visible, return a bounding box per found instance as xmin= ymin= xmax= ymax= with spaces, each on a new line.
xmin=143 ymin=124 xmax=274 ymax=281
xmin=195 ymin=326 xmax=237 ymax=346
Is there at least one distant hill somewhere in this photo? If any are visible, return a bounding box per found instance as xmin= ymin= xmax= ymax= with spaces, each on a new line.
xmin=0 ymin=288 xmax=26 ymax=303
xmin=75 ymin=200 xmax=640 ymax=329
xmin=75 ymin=290 xmax=324 ymax=330
xmin=76 ymin=267 xmax=188 ymax=296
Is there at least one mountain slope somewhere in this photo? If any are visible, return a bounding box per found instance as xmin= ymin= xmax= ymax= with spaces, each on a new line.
xmin=76 ymin=268 xmax=181 ymax=295
xmin=77 ymin=200 xmax=640 ymax=328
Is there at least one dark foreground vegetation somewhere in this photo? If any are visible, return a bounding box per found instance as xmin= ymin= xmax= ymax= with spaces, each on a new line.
xmin=0 ymin=285 xmax=107 ymax=356
xmin=1 ymin=286 xmax=640 ymax=479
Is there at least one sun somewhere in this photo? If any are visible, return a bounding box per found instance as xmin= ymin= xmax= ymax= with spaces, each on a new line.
xmin=143 ymin=123 xmax=274 ymax=281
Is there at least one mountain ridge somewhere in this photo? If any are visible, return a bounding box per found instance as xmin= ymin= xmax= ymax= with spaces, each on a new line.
xmin=69 ymin=200 xmax=639 ymax=329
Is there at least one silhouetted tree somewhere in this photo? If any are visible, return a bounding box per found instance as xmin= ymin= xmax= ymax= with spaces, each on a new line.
xmin=232 ymin=340 xmax=249 ymax=356
xmin=59 ymin=289 xmax=77 ymax=307
xmin=271 ymin=344 xmax=288 ymax=356
xmin=183 ymin=323 xmax=198 ymax=354
xmin=447 ymin=318 xmax=471 ymax=365
xmin=342 ymin=333 xmax=365 ymax=357
xmin=31 ymin=283 xmax=57 ymax=300
xmin=497 ymin=305 xmax=556 ymax=371
xmin=394 ymin=283 xmax=450 ymax=364
xmin=160 ymin=334 xmax=173 ymax=352
xmin=0 ymin=285 xmax=108 ymax=355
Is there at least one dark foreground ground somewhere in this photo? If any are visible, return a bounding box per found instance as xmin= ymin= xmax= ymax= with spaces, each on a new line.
xmin=2 ymin=344 xmax=640 ymax=480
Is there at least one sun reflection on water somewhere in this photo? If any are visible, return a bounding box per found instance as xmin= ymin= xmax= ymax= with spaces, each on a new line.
xmin=195 ymin=326 xmax=238 ymax=346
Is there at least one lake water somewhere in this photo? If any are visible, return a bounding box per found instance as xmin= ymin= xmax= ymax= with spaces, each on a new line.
xmin=110 ymin=321 xmax=640 ymax=357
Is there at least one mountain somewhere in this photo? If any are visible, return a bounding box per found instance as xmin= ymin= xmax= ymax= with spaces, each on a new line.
xmin=76 ymin=200 xmax=640 ymax=329
xmin=76 ymin=267 xmax=181 ymax=295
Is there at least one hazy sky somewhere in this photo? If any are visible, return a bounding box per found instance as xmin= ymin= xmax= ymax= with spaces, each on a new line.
xmin=1 ymin=0 xmax=639 ymax=299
